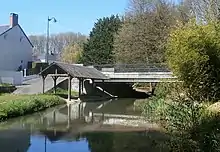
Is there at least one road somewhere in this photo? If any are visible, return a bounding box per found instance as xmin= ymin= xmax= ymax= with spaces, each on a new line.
xmin=13 ymin=76 xmax=67 ymax=94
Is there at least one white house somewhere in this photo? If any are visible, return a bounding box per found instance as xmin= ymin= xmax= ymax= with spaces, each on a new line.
xmin=0 ymin=13 xmax=33 ymax=71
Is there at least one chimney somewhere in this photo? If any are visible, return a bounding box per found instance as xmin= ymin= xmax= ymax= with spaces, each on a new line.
xmin=10 ymin=13 xmax=18 ymax=27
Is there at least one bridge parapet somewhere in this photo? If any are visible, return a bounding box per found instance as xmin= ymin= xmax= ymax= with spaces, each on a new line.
xmin=102 ymin=71 xmax=176 ymax=79
xmin=93 ymin=64 xmax=170 ymax=73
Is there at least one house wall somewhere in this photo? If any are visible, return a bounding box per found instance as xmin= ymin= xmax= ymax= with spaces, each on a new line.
xmin=0 ymin=25 xmax=32 ymax=71
xmin=0 ymin=70 xmax=23 ymax=85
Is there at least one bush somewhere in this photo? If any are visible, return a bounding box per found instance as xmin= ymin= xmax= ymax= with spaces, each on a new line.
xmin=166 ymin=21 xmax=220 ymax=102
xmin=0 ymin=94 xmax=65 ymax=121
xmin=32 ymin=62 xmax=49 ymax=74
xmin=137 ymin=82 xmax=220 ymax=151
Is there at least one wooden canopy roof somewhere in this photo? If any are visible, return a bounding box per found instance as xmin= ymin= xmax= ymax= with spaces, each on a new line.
xmin=39 ymin=62 xmax=109 ymax=80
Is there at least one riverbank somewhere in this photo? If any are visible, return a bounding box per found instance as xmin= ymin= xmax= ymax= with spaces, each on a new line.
xmin=133 ymin=84 xmax=220 ymax=151
xmin=0 ymin=94 xmax=65 ymax=121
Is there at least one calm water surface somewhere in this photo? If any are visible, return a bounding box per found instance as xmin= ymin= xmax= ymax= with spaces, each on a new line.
xmin=0 ymin=99 xmax=169 ymax=152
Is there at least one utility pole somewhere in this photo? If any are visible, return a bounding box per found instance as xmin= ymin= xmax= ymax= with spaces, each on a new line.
xmin=46 ymin=16 xmax=57 ymax=63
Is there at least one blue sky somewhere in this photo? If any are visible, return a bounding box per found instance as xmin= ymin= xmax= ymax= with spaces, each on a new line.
xmin=0 ymin=0 xmax=127 ymax=36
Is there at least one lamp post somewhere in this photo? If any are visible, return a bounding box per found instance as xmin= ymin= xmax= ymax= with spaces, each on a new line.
xmin=46 ymin=16 xmax=57 ymax=64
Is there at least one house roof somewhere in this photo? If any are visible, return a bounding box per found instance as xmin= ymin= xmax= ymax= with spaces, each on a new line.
xmin=0 ymin=24 xmax=33 ymax=48
xmin=39 ymin=62 xmax=109 ymax=80
xmin=0 ymin=25 xmax=10 ymax=34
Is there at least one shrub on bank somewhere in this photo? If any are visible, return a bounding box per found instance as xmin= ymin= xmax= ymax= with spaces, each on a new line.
xmin=136 ymin=82 xmax=220 ymax=151
xmin=0 ymin=94 xmax=65 ymax=121
xmin=167 ymin=21 xmax=220 ymax=102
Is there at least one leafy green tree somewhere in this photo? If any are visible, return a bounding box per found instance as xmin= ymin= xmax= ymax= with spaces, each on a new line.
xmin=166 ymin=20 xmax=220 ymax=102
xmin=80 ymin=15 xmax=122 ymax=65
xmin=61 ymin=43 xmax=82 ymax=63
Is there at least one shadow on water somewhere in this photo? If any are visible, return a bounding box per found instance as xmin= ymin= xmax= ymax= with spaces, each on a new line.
xmin=0 ymin=99 xmax=171 ymax=152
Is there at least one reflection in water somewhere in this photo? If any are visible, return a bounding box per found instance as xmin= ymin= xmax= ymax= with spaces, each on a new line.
xmin=0 ymin=129 xmax=169 ymax=152
xmin=0 ymin=99 xmax=169 ymax=152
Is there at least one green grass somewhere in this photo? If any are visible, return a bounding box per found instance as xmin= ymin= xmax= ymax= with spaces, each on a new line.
xmin=0 ymin=94 xmax=65 ymax=121
xmin=47 ymin=87 xmax=78 ymax=98
xmin=0 ymin=83 xmax=13 ymax=87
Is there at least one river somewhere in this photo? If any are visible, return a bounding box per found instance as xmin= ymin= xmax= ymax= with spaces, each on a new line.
xmin=0 ymin=98 xmax=170 ymax=152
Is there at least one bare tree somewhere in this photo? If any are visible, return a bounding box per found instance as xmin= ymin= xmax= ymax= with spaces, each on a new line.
xmin=29 ymin=32 xmax=87 ymax=56
xmin=29 ymin=35 xmax=46 ymax=55
xmin=181 ymin=0 xmax=220 ymax=22
xmin=114 ymin=0 xmax=177 ymax=64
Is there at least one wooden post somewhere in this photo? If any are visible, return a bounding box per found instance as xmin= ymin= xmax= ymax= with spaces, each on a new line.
xmin=152 ymin=83 xmax=157 ymax=95
xmin=42 ymin=75 xmax=46 ymax=94
xmin=81 ymin=79 xmax=84 ymax=94
xmin=53 ymin=110 xmax=56 ymax=124
xmin=149 ymin=82 xmax=152 ymax=93
xmin=52 ymin=76 xmax=57 ymax=94
xmin=102 ymin=80 xmax=104 ymax=92
xmin=92 ymin=79 xmax=95 ymax=87
xmin=89 ymin=111 xmax=94 ymax=123
xmin=68 ymin=104 xmax=71 ymax=121
xmin=67 ymin=104 xmax=71 ymax=129
xmin=102 ymin=113 xmax=104 ymax=121
xmin=68 ymin=76 xmax=72 ymax=101
xmin=78 ymin=103 xmax=81 ymax=118
xmin=78 ymin=78 xmax=81 ymax=98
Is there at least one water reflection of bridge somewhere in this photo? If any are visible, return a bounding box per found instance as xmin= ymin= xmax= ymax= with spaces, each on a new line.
xmin=0 ymin=99 xmax=170 ymax=152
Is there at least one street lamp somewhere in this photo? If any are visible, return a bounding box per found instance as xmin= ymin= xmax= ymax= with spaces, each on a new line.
xmin=46 ymin=16 xmax=57 ymax=64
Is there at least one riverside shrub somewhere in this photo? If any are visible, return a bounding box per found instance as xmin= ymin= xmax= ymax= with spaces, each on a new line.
xmin=139 ymin=82 xmax=220 ymax=151
xmin=0 ymin=94 xmax=65 ymax=121
xmin=166 ymin=20 xmax=220 ymax=102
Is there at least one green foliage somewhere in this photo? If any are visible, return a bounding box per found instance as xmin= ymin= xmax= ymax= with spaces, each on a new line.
xmin=32 ymin=62 xmax=49 ymax=74
xmin=141 ymin=97 xmax=167 ymax=122
xmin=47 ymin=87 xmax=78 ymax=98
xmin=61 ymin=42 xmax=82 ymax=64
xmin=137 ymin=82 xmax=220 ymax=151
xmin=80 ymin=15 xmax=122 ymax=65
xmin=0 ymin=83 xmax=13 ymax=87
xmin=0 ymin=94 xmax=65 ymax=121
xmin=166 ymin=21 xmax=220 ymax=102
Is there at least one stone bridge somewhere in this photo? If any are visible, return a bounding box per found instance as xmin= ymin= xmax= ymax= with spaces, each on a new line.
xmin=12 ymin=63 xmax=178 ymax=98
xmin=91 ymin=64 xmax=177 ymax=83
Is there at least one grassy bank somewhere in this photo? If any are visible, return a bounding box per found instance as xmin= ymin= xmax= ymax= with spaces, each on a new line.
xmin=135 ymin=83 xmax=220 ymax=151
xmin=0 ymin=94 xmax=65 ymax=121
xmin=47 ymin=87 xmax=78 ymax=98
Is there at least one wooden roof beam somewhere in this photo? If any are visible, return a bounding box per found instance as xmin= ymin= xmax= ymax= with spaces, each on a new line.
xmin=48 ymin=74 xmax=69 ymax=77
